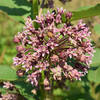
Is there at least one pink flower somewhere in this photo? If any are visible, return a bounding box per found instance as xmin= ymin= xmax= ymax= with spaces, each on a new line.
xmin=56 ymin=14 xmax=62 ymax=23
xmin=13 ymin=8 xmax=94 ymax=89
xmin=3 ymin=82 xmax=14 ymax=89
xmin=16 ymin=45 xmax=24 ymax=52
xmin=27 ymin=71 xmax=40 ymax=86
xmin=44 ymin=78 xmax=50 ymax=86
xmin=66 ymin=12 xmax=72 ymax=19
xmin=13 ymin=36 xmax=20 ymax=43
xmin=35 ymin=61 xmax=49 ymax=72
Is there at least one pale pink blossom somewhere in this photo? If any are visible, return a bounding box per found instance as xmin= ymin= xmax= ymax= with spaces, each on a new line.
xmin=13 ymin=8 xmax=94 ymax=89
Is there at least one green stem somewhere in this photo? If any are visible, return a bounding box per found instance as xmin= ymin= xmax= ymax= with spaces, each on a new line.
xmin=32 ymin=0 xmax=38 ymax=20
xmin=40 ymin=84 xmax=46 ymax=100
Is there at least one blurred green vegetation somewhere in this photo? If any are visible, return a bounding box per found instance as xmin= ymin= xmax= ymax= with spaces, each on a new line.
xmin=0 ymin=0 xmax=100 ymax=100
xmin=0 ymin=11 xmax=23 ymax=65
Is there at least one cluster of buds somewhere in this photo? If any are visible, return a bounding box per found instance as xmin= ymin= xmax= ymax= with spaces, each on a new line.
xmin=13 ymin=8 xmax=94 ymax=90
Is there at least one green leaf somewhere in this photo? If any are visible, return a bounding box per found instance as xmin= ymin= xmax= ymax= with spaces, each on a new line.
xmin=77 ymin=6 xmax=92 ymax=11
xmin=88 ymin=48 xmax=100 ymax=83
xmin=0 ymin=0 xmax=31 ymax=22
xmin=72 ymin=4 xmax=100 ymax=21
xmin=95 ymin=84 xmax=100 ymax=93
xmin=94 ymin=24 xmax=100 ymax=35
xmin=14 ymin=81 xmax=35 ymax=100
xmin=53 ymin=88 xmax=66 ymax=96
xmin=88 ymin=67 xmax=100 ymax=83
xmin=0 ymin=65 xmax=18 ymax=81
xmin=91 ymin=48 xmax=100 ymax=67
xmin=0 ymin=86 xmax=6 ymax=94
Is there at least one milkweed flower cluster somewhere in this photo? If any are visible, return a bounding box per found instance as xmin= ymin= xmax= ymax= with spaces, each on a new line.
xmin=13 ymin=8 xmax=94 ymax=90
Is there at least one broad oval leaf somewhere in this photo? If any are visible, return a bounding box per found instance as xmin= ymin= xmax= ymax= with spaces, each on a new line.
xmin=91 ymin=48 xmax=100 ymax=67
xmin=0 ymin=0 xmax=31 ymax=23
xmin=0 ymin=65 xmax=18 ymax=81
xmin=14 ymin=81 xmax=35 ymax=100
xmin=72 ymin=4 xmax=100 ymax=21
xmin=88 ymin=48 xmax=100 ymax=83
xmin=94 ymin=24 xmax=100 ymax=35
xmin=88 ymin=66 xmax=100 ymax=83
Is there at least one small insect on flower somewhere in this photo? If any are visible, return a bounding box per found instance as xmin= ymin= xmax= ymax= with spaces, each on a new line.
xmin=47 ymin=31 xmax=54 ymax=38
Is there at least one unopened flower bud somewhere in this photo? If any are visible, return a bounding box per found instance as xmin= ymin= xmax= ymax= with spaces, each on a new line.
xmin=66 ymin=12 xmax=72 ymax=19
xmin=79 ymin=54 xmax=86 ymax=62
xmin=13 ymin=36 xmax=20 ymax=43
xmin=51 ymin=54 xmax=59 ymax=62
xmin=44 ymin=78 xmax=49 ymax=86
xmin=16 ymin=45 xmax=24 ymax=52
xmin=16 ymin=69 xmax=25 ymax=77
xmin=31 ymin=89 xmax=37 ymax=95
xmin=44 ymin=78 xmax=51 ymax=90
